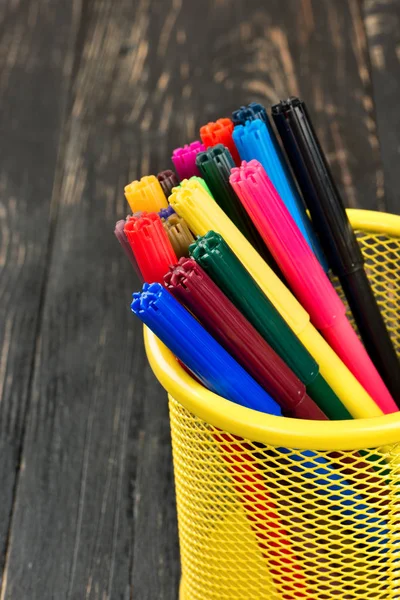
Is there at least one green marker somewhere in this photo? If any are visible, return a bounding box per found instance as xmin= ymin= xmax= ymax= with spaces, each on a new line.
xmin=190 ymin=231 xmax=351 ymax=421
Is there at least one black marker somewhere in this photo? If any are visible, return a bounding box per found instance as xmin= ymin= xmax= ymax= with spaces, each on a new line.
xmin=272 ymin=97 xmax=400 ymax=405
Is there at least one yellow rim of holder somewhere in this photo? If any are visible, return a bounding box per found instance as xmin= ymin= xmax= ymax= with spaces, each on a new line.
xmin=144 ymin=209 xmax=400 ymax=451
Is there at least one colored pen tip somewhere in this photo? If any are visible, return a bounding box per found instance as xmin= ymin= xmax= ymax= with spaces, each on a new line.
xmin=124 ymin=211 xmax=160 ymax=235
xmin=131 ymin=282 xmax=163 ymax=313
xmin=200 ymin=118 xmax=233 ymax=144
xmin=158 ymin=205 xmax=176 ymax=220
xmin=125 ymin=174 xmax=168 ymax=213
xmin=125 ymin=211 xmax=143 ymax=223
xmin=169 ymin=185 xmax=186 ymax=208
xmin=187 ymin=175 xmax=213 ymax=197
xmin=229 ymin=159 xmax=263 ymax=184
xmin=233 ymin=118 xmax=266 ymax=140
xmin=271 ymin=96 xmax=304 ymax=116
xmin=156 ymin=169 xmax=179 ymax=199
xmin=124 ymin=211 xmax=178 ymax=284
xmin=162 ymin=213 xmax=195 ymax=258
xmin=164 ymin=256 xmax=200 ymax=288
xmin=114 ymin=218 xmax=144 ymax=278
xmin=196 ymin=143 xmax=235 ymax=169
xmin=157 ymin=168 xmax=178 ymax=182
xmin=199 ymin=118 xmax=241 ymax=166
xmin=114 ymin=219 xmax=126 ymax=237
xmin=231 ymin=102 xmax=269 ymax=126
xmin=209 ymin=143 xmax=232 ymax=160
xmin=189 ymin=230 xmax=222 ymax=260
xmin=195 ymin=150 xmax=210 ymax=168
xmin=169 ymin=184 xmax=191 ymax=207
xmin=179 ymin=177 xmax=205 ymax=192
xmin=169 ymin=176 xmax=207 ymax=210
xmin=171 ymin=141 xmax=205 ymax=180
xmin=172 ymin=141 xmax=204 ymax=158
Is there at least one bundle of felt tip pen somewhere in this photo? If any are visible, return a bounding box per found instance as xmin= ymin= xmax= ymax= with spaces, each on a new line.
xmin=115 ymin=98 xmax=400 ymax=423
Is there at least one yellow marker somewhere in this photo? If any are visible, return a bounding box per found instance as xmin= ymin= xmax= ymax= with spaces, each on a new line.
xmin=169 ymin=179 xmax=383 ymax=419
xmin=125 ymin=175 xmax=168 ymax=213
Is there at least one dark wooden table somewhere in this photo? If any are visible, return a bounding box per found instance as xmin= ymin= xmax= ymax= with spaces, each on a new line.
xmin=1 ymin=0 xmax=399 ymax=598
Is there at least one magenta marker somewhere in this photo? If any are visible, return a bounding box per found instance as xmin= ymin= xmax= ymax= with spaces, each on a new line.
xmin=230 ymin=160 xmax=397 ymax=414
xmin=172 ymin=141 xmax=206 ymax=180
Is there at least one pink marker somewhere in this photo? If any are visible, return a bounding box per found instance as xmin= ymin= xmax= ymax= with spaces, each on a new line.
xmin=172 ymin=141 xmax=206 ymax=180
xmin=230 ymin=159 xmax=397 ymax=414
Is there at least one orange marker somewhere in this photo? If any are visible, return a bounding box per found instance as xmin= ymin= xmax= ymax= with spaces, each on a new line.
xmin=200 ymin=118 xmax=241 ymax=166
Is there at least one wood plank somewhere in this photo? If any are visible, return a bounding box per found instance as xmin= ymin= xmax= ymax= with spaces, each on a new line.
xmin=2 ymin=0 xmax=382 ymax=598
xmin=363 ymin=0 xmax=400 ymax=213
xmin=0 ymin=0 xmax=78 ymax=585
xmin=214 ymin=0 xmax=383 ymax=210
xmin=1 ymin=0 xmax=182 ymax=596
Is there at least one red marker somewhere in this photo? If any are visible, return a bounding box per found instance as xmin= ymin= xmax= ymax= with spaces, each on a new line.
xmin=124 ymin=212 xmax=177 ymax=283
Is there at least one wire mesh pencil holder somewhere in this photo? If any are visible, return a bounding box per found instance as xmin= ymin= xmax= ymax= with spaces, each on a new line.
xmin=145 ymin=210 xmax=400 ymax=600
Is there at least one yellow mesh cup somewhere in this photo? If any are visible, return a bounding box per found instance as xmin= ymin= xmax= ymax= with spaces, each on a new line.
xmin=144 ymin=210 xmax=400 ymax=600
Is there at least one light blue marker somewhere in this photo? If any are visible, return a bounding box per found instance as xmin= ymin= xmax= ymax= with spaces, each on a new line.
xmin=233 ymin=119 xmax=328 ymax=272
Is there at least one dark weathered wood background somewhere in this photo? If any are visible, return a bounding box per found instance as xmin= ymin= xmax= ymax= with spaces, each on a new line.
xmin=0 ymin=0 xmax=399 ymax=597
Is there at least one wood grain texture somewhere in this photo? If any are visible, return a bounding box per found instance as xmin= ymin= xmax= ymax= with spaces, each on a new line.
xmin=0 ymin=0 xmax=78 ymax=585
xmin=1 ymin=0 xmax=182 ymax=597
xmin=205 ymin=0 xmax=384 ymax=210
xmin=0 ymin=0 xmax=391 ymax=598
xmin=363 ymin=0 xmax=400 ymax=213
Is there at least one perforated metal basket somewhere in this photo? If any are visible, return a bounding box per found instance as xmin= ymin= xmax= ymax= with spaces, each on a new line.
xmin=145 ymin=210 xmax=400 ymax=600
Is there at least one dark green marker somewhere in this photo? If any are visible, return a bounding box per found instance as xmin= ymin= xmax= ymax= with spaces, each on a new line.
xmin=190 ymin=231 xmax=351 ymax=420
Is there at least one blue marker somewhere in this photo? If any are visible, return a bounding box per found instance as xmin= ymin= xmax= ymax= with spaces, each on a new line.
xmin=232 ymin=102 xmax=270 ymax=126
xmin=131 ymin=283 xmax=282 ymax=415
xmin=233 ymin=118 xmax=328 ymax=272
